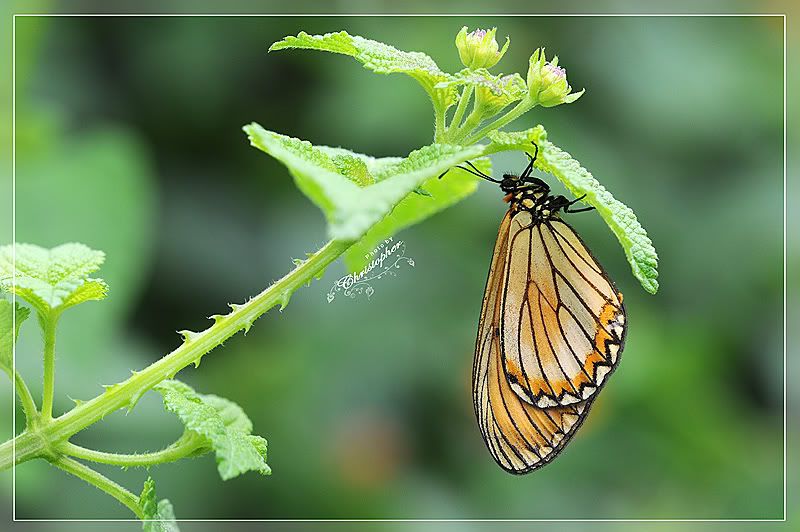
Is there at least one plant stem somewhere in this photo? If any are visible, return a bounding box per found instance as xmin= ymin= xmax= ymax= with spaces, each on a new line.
xmin=434 ymin=106 xmax=446 ymax=141
xmin=464 ymin=99 xmax=536 ymax=145
xmin=41 ymin=312 xmax=59 ymax=420
xmin=13 ymin=369 xmax=39 ymax=424
xmin=449 ymin=109 xmax=484 ymax=143
xmin=0 ymin=430 xmax=41 ymax=469
xmin=446 ymin=86 xmax=474 ymax=139
xmin=59 ymin=436 xmax=204 ymax=468
xmin=0 ymin=238 xmax=353 ymax=470
xmin=51 ymin=456 xmax=143 ymax=519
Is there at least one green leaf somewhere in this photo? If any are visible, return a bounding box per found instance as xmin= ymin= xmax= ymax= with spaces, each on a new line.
xmin=202 ymin=394 xmax=253 ymax=434
xmin=344 ymin=157 xmax=490 ymax=271
xmin=329 ymin=153 xmax=375 ymax=187
xmin=0 ymin=299 xmax=30 ymax=375
xmin=436 ymin=68 xmax=526 ymax=99
xmin=154 ymin=380 xmax=271 ymax=481
xmin=0 ymin=243 xmax=108 ymax=316
xmin=60 ymin=279 xmax=109 ymax=308
xmin=485 ymin=127 xmax=659 ymax=294
xmin=269 ymin=30 xmax=456 ymax=110
xmin=484 ymin=125 xmax=547 ymax=152
xmin=140 ymin=477 xmax=179 ymax=532
xmin=244 ymin=124 xmax=485 ymax=246
xmin=317 ymin=145 xmax=402 ymax=177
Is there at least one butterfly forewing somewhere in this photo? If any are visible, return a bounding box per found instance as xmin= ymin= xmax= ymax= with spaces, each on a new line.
xmin=499 ymin=211 xmax=626 ymax=407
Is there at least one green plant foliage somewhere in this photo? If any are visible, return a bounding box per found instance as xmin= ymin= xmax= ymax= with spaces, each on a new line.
xmin=9 ymin=125 xmax=158 ymax=336
xmin=270 ymin=30 xmax=456 ymax=110
xmin=483 ymin=125 xmax=548 ymax=152
xmin=154 ymin=380 xmax=271 ymax=481
xmin=267 ymin=29 xmax=658 ymax=292
xmin=0 ymin=243 xmax=108 ymax=316
xmin=244 ymin=124 xmax=485 ymax=248
xmin=485 ymin=127 xmax=659 ymax=293
xmin=140 ymin=477 xmax=179 ymax=532
xmin=343 ymin=157 xmax=491 ymax=271
xmin=436 ymin=68 xmax=526 ymax=99
xmin=536 ymin=140 xmax=659 ymax=294
xmin=0 ymin=300 xmax=30 ymax=375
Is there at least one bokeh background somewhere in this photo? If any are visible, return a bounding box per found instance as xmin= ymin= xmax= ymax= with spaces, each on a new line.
xmin=0 ymin=9 xmax=793 ymax=528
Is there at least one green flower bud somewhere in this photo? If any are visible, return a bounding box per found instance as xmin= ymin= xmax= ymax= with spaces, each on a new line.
xmin=455 ymin=27 xmax=509 ymax=70
xmin=526 ymin=48 xmax=585 ymax=107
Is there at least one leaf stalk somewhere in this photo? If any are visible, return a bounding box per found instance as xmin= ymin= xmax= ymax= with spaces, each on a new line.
xmin=41 ymin=312 xmax=60 ymax=420
xmin=58 ymin=436 xmax=205 ymax=468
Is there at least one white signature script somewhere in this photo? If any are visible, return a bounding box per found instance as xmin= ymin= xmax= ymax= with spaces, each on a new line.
xmin=327 ymin=238 xmax=414 ymax=302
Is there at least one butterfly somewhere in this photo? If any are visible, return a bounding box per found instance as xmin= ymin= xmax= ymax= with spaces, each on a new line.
xmin=446 ymin=143 xmax=627 ymax=474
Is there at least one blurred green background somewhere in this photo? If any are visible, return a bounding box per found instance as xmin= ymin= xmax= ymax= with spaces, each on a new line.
xmin=0 ymin=11 xmax=790 ymax=525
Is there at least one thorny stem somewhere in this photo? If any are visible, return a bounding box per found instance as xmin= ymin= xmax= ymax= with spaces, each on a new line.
xmin=0 ymin=238 xmax=354 ymax=471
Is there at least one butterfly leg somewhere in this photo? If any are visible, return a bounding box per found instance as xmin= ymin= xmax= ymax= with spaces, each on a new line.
xmin=520 ymin=142 xmax=540 ymax=179
xmin=564 ymin=194 xmax=595 ymax=214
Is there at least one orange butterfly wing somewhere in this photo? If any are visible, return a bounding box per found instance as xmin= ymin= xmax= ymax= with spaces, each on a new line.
xmin=473 ymin=210 xmax=623 ymax=473
xmin=500 ymin=212 xmax=626 ymax=407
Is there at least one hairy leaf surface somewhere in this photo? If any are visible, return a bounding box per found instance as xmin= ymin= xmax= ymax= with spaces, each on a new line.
xmin=140 ymin=477 xmax=179 ymax=532
xmin=270 ymin=30 xmax=456 ymax=109
xmin=155 ymin=380 xmax=270 ymax=481
xmin=244 ymin=125 xmax=485 ymax=266
xmin=0 ymin=243 xmax=108 ymax=315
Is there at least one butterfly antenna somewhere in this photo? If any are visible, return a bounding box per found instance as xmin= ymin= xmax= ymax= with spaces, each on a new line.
xmin=460 ymin=161 xmax=501 ymax=183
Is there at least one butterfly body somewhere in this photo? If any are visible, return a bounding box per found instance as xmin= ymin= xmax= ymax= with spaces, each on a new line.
xmin=466 ymin=148 xmax=627 ymax=474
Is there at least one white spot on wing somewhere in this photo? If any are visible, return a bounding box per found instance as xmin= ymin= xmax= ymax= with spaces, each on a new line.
xmin=536 ymin=396 xmax=558 ymax=408
xmin=510 ymin=381 xmax=527 ymax=400
xmin=595 ymin=364 xmax=611 ymax=385
xmin=608 ymin=343 xmax=619 ymax=363
xmin=560 ymin=393 xmax=580 ymax=405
